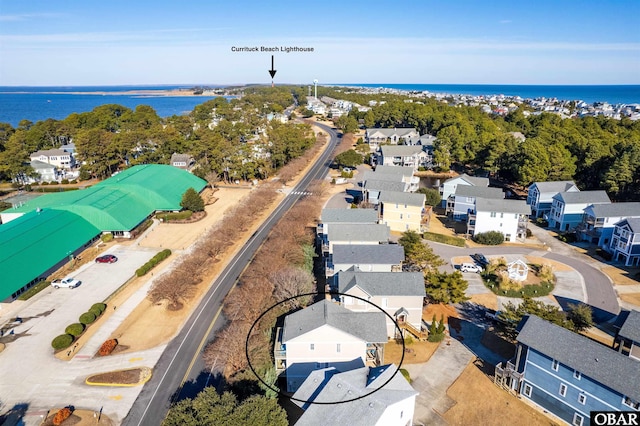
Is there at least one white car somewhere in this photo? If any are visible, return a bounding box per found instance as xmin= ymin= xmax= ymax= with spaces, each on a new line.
xmin=460 ymin=263 xmax=481 ymax=273
xmin=51 ymin=277 xmax=81 ymax=289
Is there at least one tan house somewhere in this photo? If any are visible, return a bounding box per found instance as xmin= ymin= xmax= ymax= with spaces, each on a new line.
xmin=274 ymin=299 xmax=387 ymax=393
xmin=337 ymin=271 xmax=425 ymax=338
xmin=379 ymin=191 xmax=426 ymax=233
xmin=29 ymin=149 xmax=74 ymax=169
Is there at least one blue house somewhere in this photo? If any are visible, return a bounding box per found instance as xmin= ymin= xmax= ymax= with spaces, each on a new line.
xmin=496 ymin=315 xmax=640 ymax=426
xmin=548 ymin=191 xmax=610 ymax=232
xmin=526 ymin=181 xmax=578 ymax=219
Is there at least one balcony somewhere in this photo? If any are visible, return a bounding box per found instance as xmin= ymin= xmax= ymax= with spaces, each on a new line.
xmin=274 ymin=327 xmax=286 ymax=372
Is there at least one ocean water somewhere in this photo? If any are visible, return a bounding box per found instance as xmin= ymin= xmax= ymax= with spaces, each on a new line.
xmin=338 ymin=84 xmax=640 ymax=105
xmin=0 ymin=85 xmax=225 ymax=127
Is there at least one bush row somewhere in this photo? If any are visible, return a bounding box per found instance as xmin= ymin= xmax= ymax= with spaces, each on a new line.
xmin=159 ymin=210 xmax=193 ymax=222
xmin=36 ymin=179 xmax=78 ymax=185
xmin=422 ymin=232 xmax=466 ymax=247
xmin=473 ymin=231 xmax=505 ymax=245
xmin=136 ymin=249 xmax=172 ymax=277
xmin=50 ymin=302 xmax=107 ymax=350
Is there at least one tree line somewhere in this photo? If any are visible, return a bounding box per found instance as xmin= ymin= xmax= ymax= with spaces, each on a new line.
xmin=0 ymin=86 xmax=315 ymax=184
xmin=318 ymin=87 xmax=640 ymax=201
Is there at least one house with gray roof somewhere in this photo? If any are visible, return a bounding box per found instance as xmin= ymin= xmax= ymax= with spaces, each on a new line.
xmin=616 ymin=310 xmax=640 ymax=360
xmin=371 ymin=165 xmax=420 ymax=191
xmin=362 ymin=179 xmax=408 ymax=205
xmin=29 ymin=160 xmax=57 ymax=183
xmin=377 ymin=145 xmax=429 ymax=171
xmin=327 ymin=244 xmax=404 ymax=281
xmin=276 ymin=299 xmax=387 ymax=392
xmin=337 ymin=271 xmax=425 ymax=338
xmin=446 ymin=185 xmax=505 ymax=221
xmin=549 ymin=191 xmax=611 ymax=231
xmin=323 ymin=223 xmax=390 ymax=255
xmin=578 ymin=202 xmax=640 ymax=248
xmin=319 ymin=208 xmax=378 ymax=237
xmin=526 ymin=181 xmax=579 ymax=219
xmin=610 ymin=218 xmax=640 ymax=267
xmin=292 ymin=364 xmax=418 ymax=426
xmin=379 ymin=191 xmax=426 ymax=233
xmin=468 ymin=198 xmax=530 ymax=242
xmin=365 ymin=128 xmax=420 ymax=150
xmin=496 ymin=315 xmax=640 ymax=426
xmin=170 ymin=153 xmax=194 ymax=170
xmin=439 ymin=173 xmax=489 ymax=208
xmin=29 ymin=148 xmax=74 ymax=169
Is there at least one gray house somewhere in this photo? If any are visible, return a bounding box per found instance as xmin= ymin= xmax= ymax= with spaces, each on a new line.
xmin=319 ymin=208 xmax=379 ymax=237
xmin=616 ymin=310 xmax=640 ymax=360
xmin=326 ymin=244 xmax=404 ymax=281
xmin=446 ymin=185 xmax=504 ymax=221
xmin=323 ymin=223 xmax=390 ymax=255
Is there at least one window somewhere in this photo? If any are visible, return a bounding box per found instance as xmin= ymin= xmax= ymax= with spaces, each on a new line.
xmin=316 ymin=362 xmax=329 ymax=369
xmin=578 ymin=394 xmax=586 ymax=405
xmin=500 ymin=212 xmax=504 ymax=218
xmin=573 ymin=413 xmax=584 ymax=426
xmin=505 ymin=234 xmax=511 ymax=241
xmin=310 ymin=343 xmax=315 ymax=351
xmin=552 ymin=359 xmax=559 ymax=371
xmin=490 ymin=212 xmax=496 ymax=218
xmin=337 ymin=343 xmax=341 ymax=353
xmin=400 ymin=214 xmax=403 ymax=219
xmin=574 ymin=370 xmax=581 ymax=380
xmin=623 ymin=396 xmax=640 ymax=410
xmin=523 ymin=383 xmax=532 ymax=397
xmin=559 ymin=383 xmax=567 ymax=397
xmin=515 ymin=214 xmax=519 ymax=219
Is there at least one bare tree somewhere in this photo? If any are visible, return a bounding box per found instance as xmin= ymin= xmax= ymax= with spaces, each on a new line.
xmin=271 ymin=267 xmax=315 ymax=309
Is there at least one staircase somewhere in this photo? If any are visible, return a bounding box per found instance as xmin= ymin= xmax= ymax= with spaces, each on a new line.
xmin=399 ymin=322 xmax=428 ymax=341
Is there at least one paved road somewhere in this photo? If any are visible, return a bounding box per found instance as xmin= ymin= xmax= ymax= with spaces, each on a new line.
xmin=122 ymin=122 xmax=339 ymax=426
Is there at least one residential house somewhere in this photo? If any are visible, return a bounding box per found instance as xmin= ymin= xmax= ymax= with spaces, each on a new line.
xmin=467 ymin=198 xmax=530 ymax=242
xmin=373 ymin=165 xmax=420 ymax=192
xmin=609 ymin=218 xmax=640 ymax=267
xmin=323 ymin=223 xmax=390 ymax=255
xmin=548 ymin=191 xmax=611 ymax=232
xmin=318 ymin=208 xmax=379 ymax=238
xmin=326 ymin=244 xmax=404 ymax=282
xmin=495 ymin=315 xmax=640 ymax=426
xmin=446 ymin=185 xmax=504 ymax=221
xmin=170 ymin=153 xmax=194 ymax=170
xmin=362 ymin=179 xmax=408 ymax=206
xmin=379 ymin=191 xmax=426 ymax=233
xmin=577 ymin=202 xmax=640 ymax=248
xmin=293 ymin=364 xmax=418 ymax=426
xmin=377 ymin=145 xmax=429 ymax=171
xmin=616 ymin=310 xmax=640 ymax=360
xmin=439 ymin=174 xmax=489 ymax=208
xmin=337 ymin=271 xmax=425 ymax=338
xmin=275 ymin=299 xmax=387 ymax=392
xmin=29 ymin=160 xmax=57 ymax=183
xmin=365 ymin=128 xmax=419 ymax=150
xmin=29 ymin=149 xmax=74 ymax=169
xmin=526 ymin=181 xmax=579 ymax=219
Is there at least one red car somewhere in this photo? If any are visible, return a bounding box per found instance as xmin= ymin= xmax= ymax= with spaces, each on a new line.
xmin=95 ymin=254 xmax=118 ymax=263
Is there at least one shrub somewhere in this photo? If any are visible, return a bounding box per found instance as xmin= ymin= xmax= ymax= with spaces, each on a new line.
xmin=422 ymin=232 xmax=466 ymax=247
xmin=89 ymin=306 xmax=103 ymax=317
xmin=91 ymin=302 xmax=107 ymax=314
xmin=136 ymin=249 xmax=172 ymax=276
xmin=526 ymin=228 xmax=533 ymax=238
xmin=53 ymin=407 xmax=72 ymax=426
xmin=51 ymin=334 xmax=74 ymax=350
xmin=98 ymin=338 xmax=118 ymax=356
xmin=69 ymin=179 xmax=77 ymax=184
xmin=101 ymin=233 xmax=113 ymax=243
xmin=399 ymin=368 xmax=411 ymax=383
xmin=535 ymin=217 xmax=549 ymax=227
xmin=556 ymin=232 xmax=577 ymax=243
xmin=79 ymin=311 xmax=96 ymax=325
xmin=473 ymin=231 xmax=505 ymax=245
xmin=61 ymin=179 xmax=70 ymax=184
xmin=404 ymin=335 xmax=414 ymax=346
xmin=65 ymin=323 xmax=85 ymax=337
xmin=330 ymin=178 xmax=336 ymax=184
xmin=596 ymin=248 xmax=613 ymax=261
xmin=41 ymin=181 xmax=49 ymax=185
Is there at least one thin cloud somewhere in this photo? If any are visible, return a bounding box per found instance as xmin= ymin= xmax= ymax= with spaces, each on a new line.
xmin=0 ymin=13 xmax=66 ymax=22
xmin=499 ymin=19 xmax=512 ymax=24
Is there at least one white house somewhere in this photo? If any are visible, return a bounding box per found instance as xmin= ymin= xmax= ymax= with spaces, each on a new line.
xmin=468 ymin=198 xmax=531 ymax=242
xmin=170 ymin=153 xmax=194 ymax=170
xmin=327 ymin=244 xmax=404 ymax=282
xmin=337 ymin=271 xmax=425 ymax=338
xmin=318 ymin=208 xmax=379 ymax=237
xmin=609 ymin=218 xmax=640 ymax=267
xmin=362 ymin=178 xmax=408 ymax=205
xmin=577 ymin=202 xmax=640 ymax=248
xmin=29 ymin=149 xmax=74 ymax=169
xmin=447 ymin=185 xmax=504 ymax=221
xmin=323 ymin=223 xmax=390 ymax=255
xmin=293 ymin=364 xmax=418 ymax=426
xmin=548 ymin=191 xmax=611 ymax=232
xmin=29 ymin=160 xmax=57 ymax=182
xmin=439 ymin=174 xmax=489 ymax=208
xmin=526 ymin=181 xmax=579 ymax=219
xmin=276 ymin=299 xmax=387 ymax=392
xmin=365 ymin=128 xmax=420 ymax=150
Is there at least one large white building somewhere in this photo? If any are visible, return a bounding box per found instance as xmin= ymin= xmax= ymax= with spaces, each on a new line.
xmin=468 ymin=198 xmax=531 ymax=242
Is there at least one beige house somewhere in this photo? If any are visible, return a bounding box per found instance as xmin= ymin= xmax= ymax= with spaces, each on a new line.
xmin=379 ymin=191 xmax=426 ymax=233
xmin=29 ymin=149 xmax=74 ymax=169
xmin=337 ymin=271 xmax=425 ymax=338
xmin=275 ymin=299 xmax=387 ymax=392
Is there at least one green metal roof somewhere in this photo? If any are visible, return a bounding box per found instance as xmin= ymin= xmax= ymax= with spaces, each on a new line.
xmin=10 ymin=164 xmax=207 ymax=231
xmin=0 ymin=209 xmax=100 ymax=300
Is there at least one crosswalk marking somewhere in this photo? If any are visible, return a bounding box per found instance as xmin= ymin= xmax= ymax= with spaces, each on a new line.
xmin=289 ymin=191 xmax=314 ymax=196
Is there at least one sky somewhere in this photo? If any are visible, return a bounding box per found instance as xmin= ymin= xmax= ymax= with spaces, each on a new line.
xmin=0 ymin=0 xmax=639 ymax=86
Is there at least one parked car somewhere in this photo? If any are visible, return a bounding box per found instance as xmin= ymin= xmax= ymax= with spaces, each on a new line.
xmin=460 ymin=263 xmax=481 ymax=273
xmin=342 ymin=167 xmax=353 ymax=172
xmin=95 ymin=254 xmax=118 ymax=263
xmin=470 ymin=253 xmax=489 ymax=267
xmin=51 ymin=277 xmax=81 ymax=289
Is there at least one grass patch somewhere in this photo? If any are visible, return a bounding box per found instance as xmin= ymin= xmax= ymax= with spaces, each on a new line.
xmin=158 ymin=210 xmax=193 ymax=221
xmin=481 ymin=272 xmax=554 ymax=298
xmin=422 ymin=232 xmax=466 ymax=247
xmin=17 ymin=280 xmax=50 ymax=301
xmin=32 ymin=186 xmax=80 ymax=193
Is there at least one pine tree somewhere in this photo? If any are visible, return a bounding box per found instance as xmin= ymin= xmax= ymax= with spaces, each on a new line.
xmin=180 ymin=187 xmax=205 ymax=212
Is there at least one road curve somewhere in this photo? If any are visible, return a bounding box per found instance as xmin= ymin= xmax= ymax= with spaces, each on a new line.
xmin=122 ymin=122 xmax=339 ymax=426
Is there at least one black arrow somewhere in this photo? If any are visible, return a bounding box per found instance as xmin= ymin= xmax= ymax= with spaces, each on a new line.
xmin=268 ymin=55 xmax=277 ymax=78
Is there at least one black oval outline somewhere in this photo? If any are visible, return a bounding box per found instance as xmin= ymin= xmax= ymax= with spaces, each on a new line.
xmin=245 ymin=291 xmax=406 ymax=405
